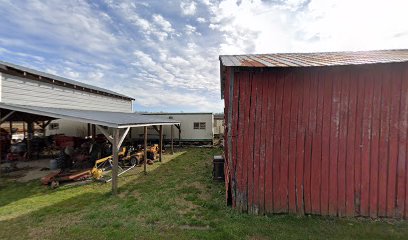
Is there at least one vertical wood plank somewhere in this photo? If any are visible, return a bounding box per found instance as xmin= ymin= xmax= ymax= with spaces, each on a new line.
xmin=345 ymin=68 xmax=357 ymax=216
xmin=243 ymin=72 xmax=252 ymax=212
xmin=303 ymin=71 xmax=313 ymax=214
xmin=338 ymin=68 xmax=351 ymax=216
xmin=378 ymin=65 xmax=391 ymax=217
xmin=295 ymin=70 xmax=306 ymax=214
xmin=265 ymin=71 xmax=276 ymax=213
xmin=224 ymin=68 xmax=231 ymax=205
xmin=321 ymin=68 xmax=333 ymax=215
xmin=259 ymin=72 xmax=269 ymax=214
xmin=248 ymin=72 xmax=258 ymax=213
xmin=396 ymin=64 xmax=407 ymax=218
xmin=236 ymin=72 xmax=245 ymax=211
xmin=288 ymin=70 xmax=299 ymax=213
xmin=252 ymin=73 xmax=263 ymax=213
xmin=387 ymin=66 xmax=401 ymax=217
xmin=280 ymin=70 xmax=292 ymax=213
xmin=311 ymin=69 xmax=323 ymax=214
xmin=353 ymin=68 xmax=366 ymax=215
xmin=369 ymin=66 xmax=382 ymax=218
xmin=329 ymin=67 xmax=342 ymax=216
xmin=360 ymin=68 xmax=374 ymax=216
xmin=404 ymin=65 xmax=408 ymax=219
xmin=232 ymin=72 xmax=240 ymax=209
xmin=273 ymin=70 xmax=285 ymax=212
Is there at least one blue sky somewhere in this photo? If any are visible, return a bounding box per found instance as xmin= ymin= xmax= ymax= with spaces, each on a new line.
xmin=0 ymin=0 xmax=407 ymax=112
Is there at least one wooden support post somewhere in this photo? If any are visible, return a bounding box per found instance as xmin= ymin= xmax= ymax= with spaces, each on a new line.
xmin=159 ymin=125 xmax=163 ymax=162
xmin=27 ymin=121 xmax=34 ymax=160
xmin=9 ymin=121 xmax=12 ymax=142
xmin=112 ymin=128 xmax=120 ymax=195
xmin=171 ymin=125 xmax=174 ymax=155
xmin=92 ymin=124 xmax=96 ymax=139
xmin=23 ymin=122 xmax=26 ymax=139
xmin=87 ymin=123 xmax=91 ymax=138
xmin=178 ymin=124 xmax=181 ymax=147
xmin=144 ymin=126 xmax=147 ymax=174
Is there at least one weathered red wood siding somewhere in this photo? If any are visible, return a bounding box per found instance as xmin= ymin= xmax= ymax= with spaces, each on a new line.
xmin=224 ymin=63 xmax=408 ymax=218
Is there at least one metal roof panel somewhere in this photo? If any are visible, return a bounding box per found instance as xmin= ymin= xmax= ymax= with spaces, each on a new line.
xmin=0 ymin=103 xmax=179 ymax=128
xmin=220 ymin=49 xmax=408 ymax=68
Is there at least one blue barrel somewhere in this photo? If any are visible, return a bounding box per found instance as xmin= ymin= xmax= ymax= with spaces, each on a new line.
xmin=49 ymin=159 xmax=58 ymax=170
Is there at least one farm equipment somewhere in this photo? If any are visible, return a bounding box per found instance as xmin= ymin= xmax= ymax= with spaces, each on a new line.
xmin=41 ymin=144 xmax=160 ymax=188
xmin=41 ymin=169 xmax=93 ymax=189
xmin=91 ymin=144 xmax=160 ymax=181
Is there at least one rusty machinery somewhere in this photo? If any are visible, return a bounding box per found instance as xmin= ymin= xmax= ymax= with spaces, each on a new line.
xmin=41 ymin=144 xmax=160 ymax=188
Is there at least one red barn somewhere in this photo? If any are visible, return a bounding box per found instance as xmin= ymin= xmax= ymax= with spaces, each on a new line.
xmin=220 ymin=49 xmax=408 ymax=218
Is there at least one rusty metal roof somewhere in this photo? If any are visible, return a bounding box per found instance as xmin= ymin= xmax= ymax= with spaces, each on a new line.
xmin=219 ymin=49 xmax=408 ymax=68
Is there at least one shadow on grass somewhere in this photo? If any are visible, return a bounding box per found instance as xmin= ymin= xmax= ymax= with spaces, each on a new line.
xmin=0 ymin=148 xmax=223 ymax=239
xmin=2 ymin=147 xmax=405 ymax=240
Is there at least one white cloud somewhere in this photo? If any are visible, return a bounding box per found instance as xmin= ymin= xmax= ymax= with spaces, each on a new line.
xmin=180 ymin=1 xmax=197 ymax=15
xmin=196 ymin=17 xmax=206 ymax=23
xmin=1 ymin=0 xmax=408 ymax=113
xmin=152 ymin=14 xmax=174 ymax=33
xmin=185 ymin=25 xmax=201 ymax=35
xmin=211 ymin=0 xmax=408 ymax=54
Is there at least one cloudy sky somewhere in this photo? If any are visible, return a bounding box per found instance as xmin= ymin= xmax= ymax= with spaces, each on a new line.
xmin=0 ymin=0 xmax=407 ymax=112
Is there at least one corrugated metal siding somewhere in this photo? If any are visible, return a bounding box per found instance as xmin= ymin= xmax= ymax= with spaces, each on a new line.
xmin=224 ymin=62 xmax=408 ymax=218
xmin=1 ymin=74 xmax=132 ymax=112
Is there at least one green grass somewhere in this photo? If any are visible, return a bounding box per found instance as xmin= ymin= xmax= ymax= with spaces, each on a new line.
xmin=1 ymin=148 xmax=408 ymax=239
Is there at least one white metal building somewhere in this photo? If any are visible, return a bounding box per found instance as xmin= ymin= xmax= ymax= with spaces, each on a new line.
xmin=131 ymin=113 xmax=214 ymax=143
xmin=0 ymin=61 xmax=134 ymax=137
xmin=0 ymin=60 xmax=180 ymax=194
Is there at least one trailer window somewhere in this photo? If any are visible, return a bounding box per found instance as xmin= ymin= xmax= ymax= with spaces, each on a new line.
xmin=49 ymin=123 xmax=59 ymax=130
xmin=194 ymin=122 xmax=206 ymax=130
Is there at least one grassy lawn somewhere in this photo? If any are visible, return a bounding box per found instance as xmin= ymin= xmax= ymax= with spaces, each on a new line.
xmin=1 ymin=147 xmax=408 ymax=239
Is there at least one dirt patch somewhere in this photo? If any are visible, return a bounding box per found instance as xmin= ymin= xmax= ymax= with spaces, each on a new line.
xmin=175 ymin=196 xmax=199 ymax=215
xmin=1 ymin=159 xmax=55 ymax=182
xmin=28 ymin=212 xmax=83 ymax=239
xmin=179 ymin=225 xmax=210 ymax=231
xmin=118 ymin=190 xmax=140 ymax=199
xmin=179 ymin=181 xmax=211 ymax=201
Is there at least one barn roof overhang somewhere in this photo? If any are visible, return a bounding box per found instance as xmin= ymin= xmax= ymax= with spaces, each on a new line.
xmin=0 ymin=103 xmax=179 ymax=128
xmin=219 ymin=49 xmax=408 ymax=99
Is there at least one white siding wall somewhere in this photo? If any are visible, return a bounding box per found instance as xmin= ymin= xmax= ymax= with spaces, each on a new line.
xmin=131 ymin=114 xmax=214 ymax=142
xmin=1 ymin=73 xmax=132 ymax=112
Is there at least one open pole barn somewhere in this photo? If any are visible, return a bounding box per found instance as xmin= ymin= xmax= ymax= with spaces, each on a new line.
xmin=0 ymin=61 xmax=180 ymax=194
xmin=220 ymin=49 xmax=408 ymax=219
